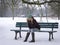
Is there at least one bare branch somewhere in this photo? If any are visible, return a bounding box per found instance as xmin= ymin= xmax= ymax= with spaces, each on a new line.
xmin=22 ymin=0 xmax=60 ymax=5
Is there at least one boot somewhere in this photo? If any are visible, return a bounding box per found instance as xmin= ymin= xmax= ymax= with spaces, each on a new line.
xmin=24 ymin=32 xmax=30 ymax=42
xmin=29 ymin=33 xmax=35 ymax=42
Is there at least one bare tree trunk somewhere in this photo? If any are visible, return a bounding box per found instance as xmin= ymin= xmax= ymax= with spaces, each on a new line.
xmin=0 ymin=0 xmax=7 ymax=17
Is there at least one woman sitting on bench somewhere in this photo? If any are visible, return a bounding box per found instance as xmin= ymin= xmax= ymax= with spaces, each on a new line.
xmin=24 ymin=15 xmax=40 ymax=42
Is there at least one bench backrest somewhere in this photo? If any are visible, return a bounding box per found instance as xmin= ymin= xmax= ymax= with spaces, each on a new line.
xmin=16 ymin=22 xmax=28 ymax=27
xmin=38 ymin=23 xmax=58 ymax=28
xmin=16 ymin=22 xmax=58 ymax=28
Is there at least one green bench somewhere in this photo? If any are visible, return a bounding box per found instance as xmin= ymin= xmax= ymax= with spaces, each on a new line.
xmin=11 ymin=22 xmax=58 ymax=41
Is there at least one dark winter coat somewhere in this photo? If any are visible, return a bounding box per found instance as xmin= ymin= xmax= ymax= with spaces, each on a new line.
xmin=27 ymin=18 xmax=40 ymax=30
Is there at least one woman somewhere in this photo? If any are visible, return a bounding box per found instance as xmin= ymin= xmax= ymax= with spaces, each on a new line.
xmin=24 ymin=15 xmax=40 ymax=42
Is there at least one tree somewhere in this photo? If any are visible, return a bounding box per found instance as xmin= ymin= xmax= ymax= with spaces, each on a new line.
xmin=0 ymin=0 xmax=7 ymax=17
xmin=48 ymin=0 xmax=60 ymax=19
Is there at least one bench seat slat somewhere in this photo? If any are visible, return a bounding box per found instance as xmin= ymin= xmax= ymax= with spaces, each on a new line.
xmin=11 ymin=30 xmax=57 ymax=32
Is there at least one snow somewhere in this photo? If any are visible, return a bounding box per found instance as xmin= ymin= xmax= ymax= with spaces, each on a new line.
xmin=0 ymin=17 xmax=60 ymax=45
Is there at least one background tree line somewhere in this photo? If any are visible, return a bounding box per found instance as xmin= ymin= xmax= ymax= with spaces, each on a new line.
xmin=0 ymin=0 xmax=60 ymax=19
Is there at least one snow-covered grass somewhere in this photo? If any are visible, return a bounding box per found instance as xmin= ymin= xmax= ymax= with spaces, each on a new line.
xmin=0 ymin=17 xmax=60 ymax=45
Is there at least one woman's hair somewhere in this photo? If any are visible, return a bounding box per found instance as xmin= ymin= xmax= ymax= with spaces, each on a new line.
xmin=32 ymin=16 xmax=34 ymax=19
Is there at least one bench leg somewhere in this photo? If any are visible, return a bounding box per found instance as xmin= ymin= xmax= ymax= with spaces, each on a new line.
xmin=19 ymin=27 xmax=22 ymax=38
xmin=15 ymin=32 xmax=18 ymax=40
xmin=52 ymin=33 xmax=54 ymax=39
xmin=19 ymin=31 xmax=22 ymax=38
xmin=49 ymin=32 xmax=52 ymax=41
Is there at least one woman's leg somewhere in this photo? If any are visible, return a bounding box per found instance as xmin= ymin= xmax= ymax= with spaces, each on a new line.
xmin=29 ymin=29 xmax=35 ymax=42
xmin=24 ymin=29 xmax=31 ymax=42
xmin=24 ymin=32 xmax=30 ymax=42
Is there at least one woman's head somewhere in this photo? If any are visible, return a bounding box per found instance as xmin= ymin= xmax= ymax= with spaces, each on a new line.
xmin=27 ymin=15 xmax=33 ymax=18
xmin=27 ymin=15 xmax=34 ymax=19
xmin=27 ymin=15 xmax=34 ymax=23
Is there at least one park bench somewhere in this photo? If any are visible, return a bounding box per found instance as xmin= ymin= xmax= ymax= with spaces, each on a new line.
xmin=11 ymin=22 xmax=58 ymax=41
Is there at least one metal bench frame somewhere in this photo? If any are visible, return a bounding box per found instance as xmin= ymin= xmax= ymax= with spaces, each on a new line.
xmin=11 ymin=22 xmax=58 ymax=41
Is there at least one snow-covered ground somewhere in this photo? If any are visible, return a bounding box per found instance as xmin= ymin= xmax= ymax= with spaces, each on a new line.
xmin=0 ymin=17 xmax=60 ymax=45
